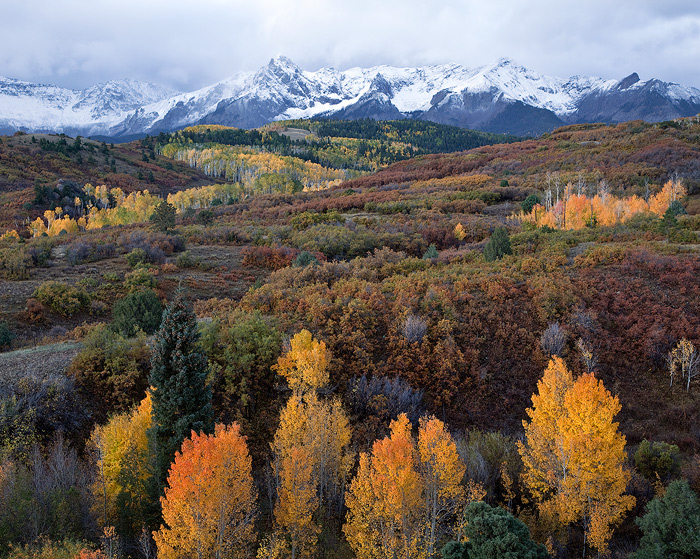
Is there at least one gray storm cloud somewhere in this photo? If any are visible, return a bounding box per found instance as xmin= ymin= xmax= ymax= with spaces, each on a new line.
xmin=1 ymin=0 xmax=698 ymax=91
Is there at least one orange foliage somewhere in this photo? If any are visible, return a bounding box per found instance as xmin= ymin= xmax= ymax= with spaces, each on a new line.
xmin=521 ymin=178 xmax=686 ymax=230
xmin=154 ymin=423 xmax=257 ymax=559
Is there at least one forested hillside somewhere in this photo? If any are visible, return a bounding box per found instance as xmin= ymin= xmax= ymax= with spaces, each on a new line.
xmin=0 ymin=118 xmax=699 ymax=559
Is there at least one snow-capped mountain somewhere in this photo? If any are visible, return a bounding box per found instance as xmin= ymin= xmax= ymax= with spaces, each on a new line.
xmin=3 ymin=56 xmax=700 ymax=138
xmin=0 ymin=77 xmax=178 ymax=136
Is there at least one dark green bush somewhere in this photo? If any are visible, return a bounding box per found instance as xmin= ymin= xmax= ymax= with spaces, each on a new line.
xmin=195 ymin=209 xmax=214 ymax=226
xmin=668 ymin=200 xmax=687 ymax=216
xmin=422 ymin=244 xmax=439 ymax=260
xmin=293 ymin=250 xmax=319 ymax=267
xmin=484 ymin=227 xmax=512 ymax=262
xmin=111 ymin=289 xmax=163 ymax=337
xmin=442 ymin=501 xmax=547 ymax=559
xmin=634 ymin=439 xmax=680 ymax=481
xmin=149 ymin=200 xmax=176 ymax=231
xmin=521 ymin=193 xmax=541 ymax=214
xmin=0 ymin=321 xmax=15 ymax=350
xmin=634 ymin=480 xmax=700 ymax=559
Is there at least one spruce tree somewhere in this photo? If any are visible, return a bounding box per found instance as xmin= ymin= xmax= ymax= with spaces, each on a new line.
xmin=483 ymin=227 xmax=512 ymax=262
xmin=149 ymin=200 xmax=176 ymax=231
xmin=148 ymin=290 xmax=213 ymax=494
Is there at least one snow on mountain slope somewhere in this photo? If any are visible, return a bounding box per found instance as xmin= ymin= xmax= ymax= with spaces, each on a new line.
xmin=0 ymin=77 xmax=178 ymax=135
xmin=2 ymin=55 xmax=700 ymax=138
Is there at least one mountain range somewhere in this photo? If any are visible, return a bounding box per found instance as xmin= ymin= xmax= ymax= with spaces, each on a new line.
xmin=2 ymin=56 xmax=699 ymax=138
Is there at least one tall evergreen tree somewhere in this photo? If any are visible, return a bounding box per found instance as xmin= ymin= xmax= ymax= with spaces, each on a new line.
xmin=148 ymin=290 xmax=213 ymax=495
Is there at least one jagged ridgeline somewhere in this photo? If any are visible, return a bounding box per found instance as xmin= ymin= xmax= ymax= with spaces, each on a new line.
xmin=157 ymin=120 xmax=520 ymax=179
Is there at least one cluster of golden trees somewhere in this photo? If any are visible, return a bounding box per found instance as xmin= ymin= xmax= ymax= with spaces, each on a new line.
xmin=27 ymin=182 xmax=241 ymax=238
xmin=520 ymin=179 xmax=686 ymax=229
xmin=159 ymin=144 xmax=347 ymax=191
xmin=24 ymin=150 xmax=348 ymax=238
xmin=89 ymin=331 xmax=633 ymax=558
xmin=28 ymin=185 xmax=161 ymax=237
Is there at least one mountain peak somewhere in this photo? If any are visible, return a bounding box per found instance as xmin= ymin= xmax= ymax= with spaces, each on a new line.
xmin=617 ymin=72 xmax=640 ymax=90
xmin=267 ymin=55 xmax=300 ymax=72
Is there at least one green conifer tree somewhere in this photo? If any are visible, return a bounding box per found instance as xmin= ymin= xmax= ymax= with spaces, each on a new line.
xmin=149 ymin=200 xmax=176 ymax=232
xmin=633 ymin=480 xmax=700 ymax=559
xmin=148 ymin=290 xmax=213 ymax=496
xmin=483 ymin=227 xmax=512 ymax=262
xmin=442 ymin=501 xmax=547 ymax=559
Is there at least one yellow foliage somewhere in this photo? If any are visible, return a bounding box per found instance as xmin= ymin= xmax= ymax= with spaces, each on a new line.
xmin=518 ymin=359 xmax=634 ymax=554
xmin=91 ymin=392 xmax=152 ymax=529
xmin=0 ymin=229 xmax=20 ymax=241
xmin=271 ymin=391 xmax=353 ymax=529
xmin=274 ymin=446 xmax=319 ymax=559
xmin=345 ymin=414 xmax=467 ymax=559
xmin=453 ymin=223 xmax=467 ymax=242
xmin=274 ymin=329 xmax=330 ymax=394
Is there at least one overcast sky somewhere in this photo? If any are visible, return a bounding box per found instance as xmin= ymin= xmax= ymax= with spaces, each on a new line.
xmin=1 ymin=0 xmax=699 ymax=92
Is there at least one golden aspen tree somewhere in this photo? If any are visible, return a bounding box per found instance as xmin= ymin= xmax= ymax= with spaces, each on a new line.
xmin=518 ymin=356 xmax=574 ymax=520
xmin=273 ymin=329 xmax=330 ymax=394
xmin=453 ymin=223 xmax=466 ymax=242
xmin=271 ymin=392 xmax=353 ymax=522
xmin=154 ymin=423 xmax=257 ymax=559
xmin=417 ymin=416 xmax=465 ymax=558
xmin=518 ymin=359 xmax=634 ymax=555
xmin=270 ymin=332 xmax=352 ymax=557
xmin=561 ymin=373 xmax=634 ymax=554
xmin=91 ymin=392 xmax=152 ymax=530
xmin=275 ymin=447 xmax=319 ymax=559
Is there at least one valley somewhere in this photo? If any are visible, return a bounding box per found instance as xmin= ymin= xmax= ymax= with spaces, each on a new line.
xmin=0 ymin=116 xmax=699 ymax=558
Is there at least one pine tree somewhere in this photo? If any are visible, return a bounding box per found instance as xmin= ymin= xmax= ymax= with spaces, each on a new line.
xmin=148 ymin=290 xmax=213 ymax=496
xmin=149 ymin=200 xmax=176 ymax=232
xmin=483 ymin=227 xmax=512 ymax=262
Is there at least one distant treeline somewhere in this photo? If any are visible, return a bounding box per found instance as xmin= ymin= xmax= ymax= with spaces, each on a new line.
xmin=156 ymin=119 xmax=520 ymax=171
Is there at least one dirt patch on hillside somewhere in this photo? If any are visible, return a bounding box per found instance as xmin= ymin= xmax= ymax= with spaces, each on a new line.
xmin=0 ymin=341 xmax=82 ymax=393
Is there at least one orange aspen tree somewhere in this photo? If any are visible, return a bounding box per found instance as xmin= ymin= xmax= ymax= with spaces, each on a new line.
xmin=154 ymin=423 xmax=257 ymax=559
xmin=518 ymin=358 xmax=634 ymax=555
xmin=275 ymin=446 xmax=319 ymax=559
xmin=417 ymin=416 xmax=465 ymax=558
xmin=344 ymin=414 xmax=425 ymax=559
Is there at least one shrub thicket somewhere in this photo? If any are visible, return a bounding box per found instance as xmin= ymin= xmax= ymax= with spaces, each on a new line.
xmin=32 ymin=281 xmax=90 ymax=316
